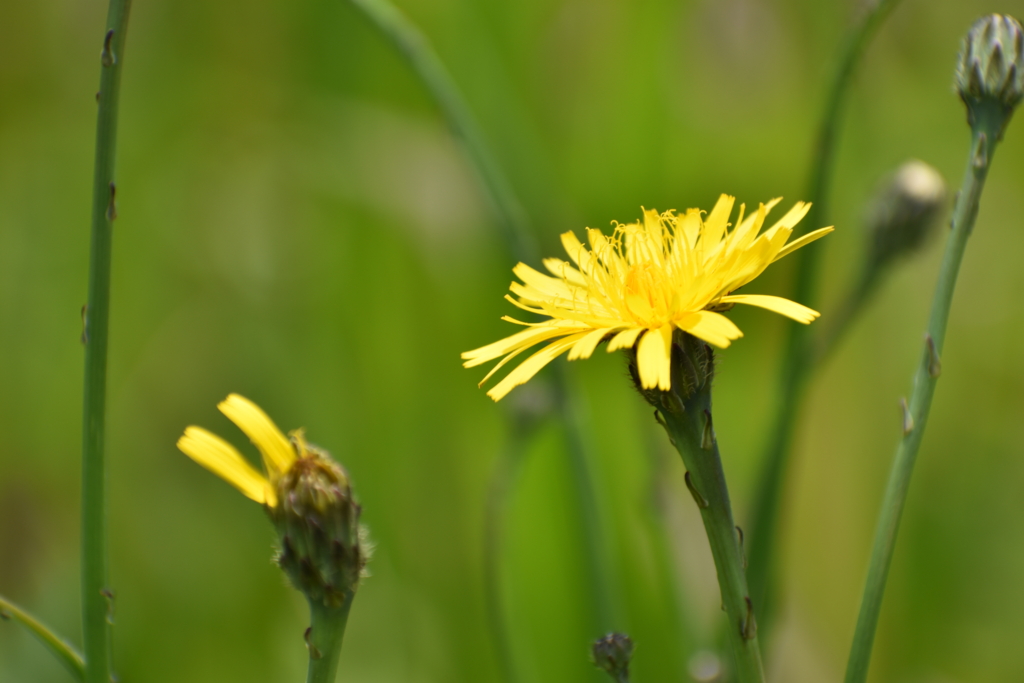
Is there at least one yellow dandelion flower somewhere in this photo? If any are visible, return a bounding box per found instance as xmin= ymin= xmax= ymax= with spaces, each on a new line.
xmin=177 ymin=393 xmax=301 ymax=508
xmin=463 ymin=195 xmax=833 ymax=401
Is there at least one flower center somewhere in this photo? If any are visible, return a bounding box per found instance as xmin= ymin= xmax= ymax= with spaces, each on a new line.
xmin=624 ymin=262 xmax=674 ymax=328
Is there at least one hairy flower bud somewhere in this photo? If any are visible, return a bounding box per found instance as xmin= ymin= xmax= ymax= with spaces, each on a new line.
xmin=955 ymin=14 xmax=1024 ymax=128
xmin=268 ymin=433 xmax=367 ymax=608
xmin=591 ymin=633 xmax=634 ymax=682
xmin=866 ymin=160 xmax=946 ymax=270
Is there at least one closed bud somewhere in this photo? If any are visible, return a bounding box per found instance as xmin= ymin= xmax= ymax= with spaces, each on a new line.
xmin=268 ymin=432 xmax=367 ymax=608
xmin=591 ymin=633 xmax=634 ymax=682
xmin=866 ymin=160 xmax=946 ymax=271
xmin=955 ymin=14 xmax=1024 ymax=128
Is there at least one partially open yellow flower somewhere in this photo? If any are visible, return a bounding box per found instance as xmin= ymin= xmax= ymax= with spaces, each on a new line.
xmin=463 ymin=195 xmax=832 ymax=401
xmin=176 ymin=394 xmax=297 ymax=507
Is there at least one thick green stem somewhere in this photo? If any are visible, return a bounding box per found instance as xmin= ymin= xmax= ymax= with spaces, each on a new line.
xmin=745 ymin=0 xmax=903 ymax=633
xmin=843 ymin=106 xmax=1003 ymax=683
xmin=657 ymin=371 xmax=764 ymax=682
xmin=348 ymin=0 xmax=617 ymax=636
xmin=0 ymin=594 xmax=85 ymax=680
xmin=82 ymin=1 xmax=131 ymax=682
xmin=305 ymin=596 xmax=355 ymax=683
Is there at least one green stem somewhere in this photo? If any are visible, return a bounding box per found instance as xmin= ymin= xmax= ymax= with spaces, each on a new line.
xmin=347 ymin=0 xmax=536 ymax=263
xmin=305 ymin=596 xmax=355 ymax=683
xmin=348 ymin=0 xmax=618 ymax=636
xmin=843 ymin=105 xmax=1004 ymax=683
xmin=482 ymin=407 xmax=539 ymax=683
xmin=0 ymin=594 xmax=85 ymax=680
xmin=82 ymin=1 xmax=131 ymax=682
xmin=553 ymin=367 xmax=618 ymax=632
xmin=811 ymin=265 xmax=879 ymax=366
xmin=745 ymin=0 xmax=903 ymax=633
xmin=659 ymin=378 xmax=765 ymax=682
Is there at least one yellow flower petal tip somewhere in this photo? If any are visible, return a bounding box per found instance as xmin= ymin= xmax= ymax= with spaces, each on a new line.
xmin=217 ymin=393 xmax=296 ymax=476
xmin=178 ymin=395 xmax=304 ymax=508
xmin=464 ymin=198 xmax=831 ymax=400
xmin=176 ymin=425 xmax=276 ymax=506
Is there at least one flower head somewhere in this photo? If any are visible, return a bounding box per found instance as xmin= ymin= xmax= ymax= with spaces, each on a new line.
xmin=955 ymin=14 xmax=1024 ymax=112
xmin=463 ymin=196 xmax=832 ymax=401
xmin=177 ymin=394 xmax=368 ymax=606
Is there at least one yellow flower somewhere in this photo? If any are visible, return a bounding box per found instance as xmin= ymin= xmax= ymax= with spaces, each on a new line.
xmin=177 ymin=394 xmax=300 ymax=508
xmin=463 ymin=195 xmax=832 ymax=401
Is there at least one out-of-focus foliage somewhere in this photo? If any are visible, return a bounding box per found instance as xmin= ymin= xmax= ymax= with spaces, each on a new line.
xmin=1 ymin=0 xmax=1024 ymax=681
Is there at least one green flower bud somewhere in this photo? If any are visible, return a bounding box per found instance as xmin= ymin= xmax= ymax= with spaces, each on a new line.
xmin=955 ymin=14 xmax=1024 ymax=127
xmin=268 ymin=432 xmax=367 ymax=608
xmin=591 ymin=633 xmax=634 ymax=682
xmin=866 ymin=160 xmax=947 ymax=270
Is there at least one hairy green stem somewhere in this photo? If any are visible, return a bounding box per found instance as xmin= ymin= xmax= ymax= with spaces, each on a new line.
xmin=305 ymin=597 xmax=354 ymax=683
xmin=745 ymin=0 xmax=903 ymax=633
xmin=843 ymin=104 xmax=1004 ymax=683
xmin=348 ymin=0 xmax=617 ymax=637
xmin=660 ymin=386 xmax=764 ymax=683
xmin=645 ymin=337 xmax=765 ymax=683
xmin=82 ymin=1 xmax=131 ymax=681
xmin=0 ymin=594 xmax=85 ymax=680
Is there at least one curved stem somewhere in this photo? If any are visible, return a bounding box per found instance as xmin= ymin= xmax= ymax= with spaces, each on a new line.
xmin=347 ymin=0 xmax=536 ymax=264
xmin=348 ymin=0 xmax=618 ymax=636
xmin=657 ymin=373 xmax=765 ymax=682
xmin=745 ymin=0 xmax=903 ymax=634
xmin=0 ymin=594 xmax=85 ymax=680
xmin=82 ymin=1 xmax=131 ymax=681
xmin=305 ymin=596 xmax=355 ymax=683
xmin=843 ymin=105 xmax=1004 ymax=683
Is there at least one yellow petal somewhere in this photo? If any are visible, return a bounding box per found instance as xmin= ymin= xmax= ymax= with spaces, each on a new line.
xmin=462 ymin=321 xmax=580 ymax=366
xmin=636 ymin=325 xmax=673 ymax=390
xmin=513 ymin=262 xmax=578 ymax=301
xmin=703 ymin=194 xmax=735 ymax=247
xmin=568 ymin=327 xmax=618 ymax=361
xmin=542 ymin=258 xmax=587 ymax=286
xmin=606 ymin=327 xmax=645 ymax=352
xmin=767 ymin=200 xmax=811 ymax=232
xmin=679 ymin=311 xmax=743 ymax=348
xmin=561 ymin=231 xmax=599 ymax=275
xmin=486 ymin=333 xmax=588 ymax=401
xmin=218 ymin=394 xmax=295 ymax=478
xmin=474 ymin=325 xmax=581 ymax=386
xmin=177 ymin=427 xmax=274 ymax=506
xmin=719 ymin=294 xmax=820 ymax=323
xmin=772 ymin=226 xmax=834 ymax=262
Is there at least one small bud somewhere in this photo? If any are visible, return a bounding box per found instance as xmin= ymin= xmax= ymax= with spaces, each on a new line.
xmin=591 ymin=633 xmax=634 ymax=682
xmin=866 ymin=160 xmax=946 ymax=270
xmin=955 ymin=15 xmax=1024 ymax=127
xmin=268 ymin=433 xmax=368 ymax=608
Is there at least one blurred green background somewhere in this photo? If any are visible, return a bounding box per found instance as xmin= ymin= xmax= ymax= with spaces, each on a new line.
xmin=3 ymin=0 xmax=1024 ymax=681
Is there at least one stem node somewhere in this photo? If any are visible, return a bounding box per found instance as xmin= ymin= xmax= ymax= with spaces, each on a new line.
xmin=900 ymin=398 xmax=914 ymax=436
xmin=101 ymin=29 xmax=116 ymax=67
xmin=684 ymin=471 xmax=709 ymax=509
xmin=701 ymin=410 xmax=715 ymax=451
xmin=925 ymin=334 xmax=942 ymax=377
xmin=741 ymin=597 xmax=757 ymax=641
